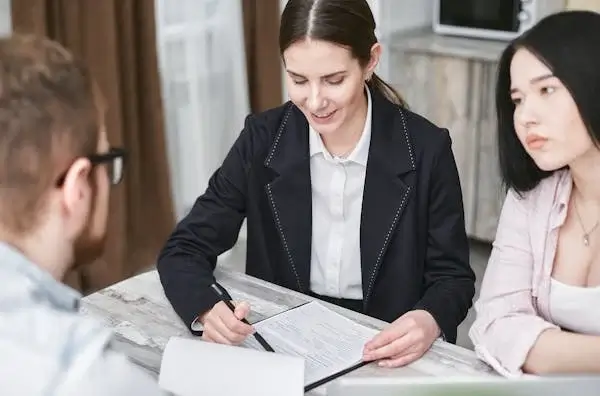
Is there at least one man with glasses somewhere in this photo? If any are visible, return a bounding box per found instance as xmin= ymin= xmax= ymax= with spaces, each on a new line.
xmin=0 ymin=35 xmax=164 ymax=394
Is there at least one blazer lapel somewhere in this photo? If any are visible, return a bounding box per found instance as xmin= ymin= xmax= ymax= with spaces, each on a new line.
xmin=361 ymin=91 xmax=416 ymax=307
xmin=264 ymin=104 xmax=312 ymax=293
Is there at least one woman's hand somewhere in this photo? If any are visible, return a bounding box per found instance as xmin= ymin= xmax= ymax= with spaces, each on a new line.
xmin=200 ymin=301 xmax=255 ymax=345
xmin=362 ymin=309 xmax=441 ymax=368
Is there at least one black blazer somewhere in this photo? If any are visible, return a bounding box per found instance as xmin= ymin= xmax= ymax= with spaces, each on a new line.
xmin=157 ymin=88 xmax=475 ymax=343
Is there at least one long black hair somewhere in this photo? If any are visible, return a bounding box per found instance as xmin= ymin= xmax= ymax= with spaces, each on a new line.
xmin=496 ymin=10 xmax=600 ymax=194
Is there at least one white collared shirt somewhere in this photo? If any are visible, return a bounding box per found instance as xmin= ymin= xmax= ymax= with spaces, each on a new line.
xmin=308 ymin=88 xmax=372 ymax=299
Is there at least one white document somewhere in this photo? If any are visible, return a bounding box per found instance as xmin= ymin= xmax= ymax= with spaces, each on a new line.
xmin=158 ymin=337 xmax=304 ymax=396
xmin=242 ymin=301 xmax=379 ymax=387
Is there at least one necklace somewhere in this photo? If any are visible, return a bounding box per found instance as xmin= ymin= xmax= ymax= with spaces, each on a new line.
xmin=574 ymin=198 xmax=600 ymax=247
xmin=328 ymin=128 xmax=362 ymax=160
xmin=332 ymin=147 xmax=354 ymax=160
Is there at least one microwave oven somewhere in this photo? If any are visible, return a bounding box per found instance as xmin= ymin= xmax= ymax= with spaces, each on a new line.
xmin=433 ymin=0 xmax=566 ymax=41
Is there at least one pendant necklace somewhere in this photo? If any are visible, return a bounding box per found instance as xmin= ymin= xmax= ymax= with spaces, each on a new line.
xmin=574 ymin=198 xmax=599 ymax=247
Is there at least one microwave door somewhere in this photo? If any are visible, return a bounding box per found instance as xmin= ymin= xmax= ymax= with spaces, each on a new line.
xmin=436 ymin=0 xmax=522 ymax=40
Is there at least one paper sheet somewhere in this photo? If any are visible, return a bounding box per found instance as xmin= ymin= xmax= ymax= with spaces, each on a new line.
xmin=158 ymin=337 xmax=304 ymax=396
xmin=243 ymin=301 xmax=378 ymax=386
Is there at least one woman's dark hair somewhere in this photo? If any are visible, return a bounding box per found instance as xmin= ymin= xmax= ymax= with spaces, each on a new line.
xmin=496 ymin=10 xmax=600 ymax=194
xmin=279 ymin=0 xmax=407 ymax=108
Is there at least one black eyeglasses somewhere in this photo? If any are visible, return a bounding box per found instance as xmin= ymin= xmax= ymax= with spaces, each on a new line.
xmin=56 ymin=147 xmax=127 ymax=187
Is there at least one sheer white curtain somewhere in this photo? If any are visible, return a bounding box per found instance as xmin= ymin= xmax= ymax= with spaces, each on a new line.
xmin=155 ymin=0 xmax=250 ymax=221
xmin=0 ymin=0 xmax=11 ymax=36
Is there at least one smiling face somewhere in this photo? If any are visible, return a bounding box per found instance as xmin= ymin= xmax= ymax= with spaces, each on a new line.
xmin=282 ymin=38 xmax=378 ymax=138
xmin=509 ymin=48 xmax=594 ymax=171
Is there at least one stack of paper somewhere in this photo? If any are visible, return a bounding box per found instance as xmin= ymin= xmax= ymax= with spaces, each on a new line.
xmin=159 ymin=337 xmax=304 ymax=396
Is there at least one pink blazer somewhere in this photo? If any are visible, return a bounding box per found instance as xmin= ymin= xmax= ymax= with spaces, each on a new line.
xmin=469 ymin=170 xmax=573 ymax=377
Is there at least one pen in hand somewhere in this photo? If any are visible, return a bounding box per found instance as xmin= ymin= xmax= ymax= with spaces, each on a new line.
xmin=210 ymin=283 xmax=275 ymax=352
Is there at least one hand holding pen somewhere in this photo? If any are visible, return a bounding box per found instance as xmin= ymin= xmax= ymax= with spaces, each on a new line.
xmin=199 ymin=283 xmax=275 ymax=352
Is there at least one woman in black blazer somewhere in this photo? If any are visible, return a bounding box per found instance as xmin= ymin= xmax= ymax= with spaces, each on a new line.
xmin=157 ymin=0 xmax=475 ymax=368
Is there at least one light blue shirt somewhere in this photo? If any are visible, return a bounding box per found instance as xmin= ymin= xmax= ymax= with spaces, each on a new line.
xmin=0 ymin=242 xmax=165 ymax=395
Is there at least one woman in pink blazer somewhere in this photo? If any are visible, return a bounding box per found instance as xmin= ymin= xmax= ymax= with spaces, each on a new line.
xmin=469 ymin=10 xmax=600 ymax=377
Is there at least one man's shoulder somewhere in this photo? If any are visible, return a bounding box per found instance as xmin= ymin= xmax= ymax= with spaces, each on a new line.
xmin=1 ymin=303 xmax=113 ymax=357
xmin=0 ymin=305 xmax=163 ymax=395
xmin=0 ymin=305 xmax=133 ymax=394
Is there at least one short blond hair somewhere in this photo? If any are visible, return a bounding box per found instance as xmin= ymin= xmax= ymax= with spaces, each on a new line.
xmin=0 ymin=34 xmax=100 ymax=234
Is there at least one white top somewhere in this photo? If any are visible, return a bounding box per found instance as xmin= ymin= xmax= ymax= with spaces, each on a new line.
xmin=308 ymin=88 xmax=372 ymax=300
xmin=549 ymin=277 xmax=600 ymax=336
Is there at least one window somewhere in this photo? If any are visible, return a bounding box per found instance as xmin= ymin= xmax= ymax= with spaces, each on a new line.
xmin=155 ymin=0 xmax=250 ymax=220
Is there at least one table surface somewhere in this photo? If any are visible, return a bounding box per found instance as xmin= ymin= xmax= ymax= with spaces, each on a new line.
xmin=81 ymin=268 xmax=496 ymax=395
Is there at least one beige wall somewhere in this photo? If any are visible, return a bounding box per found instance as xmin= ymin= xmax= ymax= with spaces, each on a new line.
xmin=566 ymin=0 xmax=600 ymax=11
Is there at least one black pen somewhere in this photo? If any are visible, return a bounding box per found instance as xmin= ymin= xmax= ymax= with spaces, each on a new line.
xmin=210 ymin=283 xmax=275 ymax=352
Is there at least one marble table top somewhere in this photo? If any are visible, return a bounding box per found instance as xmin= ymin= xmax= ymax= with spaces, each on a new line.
xmin=81 ymin=268 xmax=496 ymax=395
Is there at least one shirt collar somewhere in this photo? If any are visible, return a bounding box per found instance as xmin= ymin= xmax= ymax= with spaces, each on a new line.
xmin=309 ymin=86 xmax=372 ymax=166
xmin=0 ymin=241 xmax=81 ymax=311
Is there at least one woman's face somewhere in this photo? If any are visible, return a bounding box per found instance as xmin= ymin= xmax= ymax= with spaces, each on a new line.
xmin=509 ymin=48 xmax=594 ymax=171
xmin=282 ymin=38 xmax=377 ymax=137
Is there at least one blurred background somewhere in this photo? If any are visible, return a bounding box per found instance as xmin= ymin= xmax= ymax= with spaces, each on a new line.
xmin=2 ymin=0 xmax=599 ymax=349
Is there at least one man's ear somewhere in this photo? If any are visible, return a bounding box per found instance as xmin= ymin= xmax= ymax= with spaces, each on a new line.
xmin=60 ymin=158 xmax=93 ymax=215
